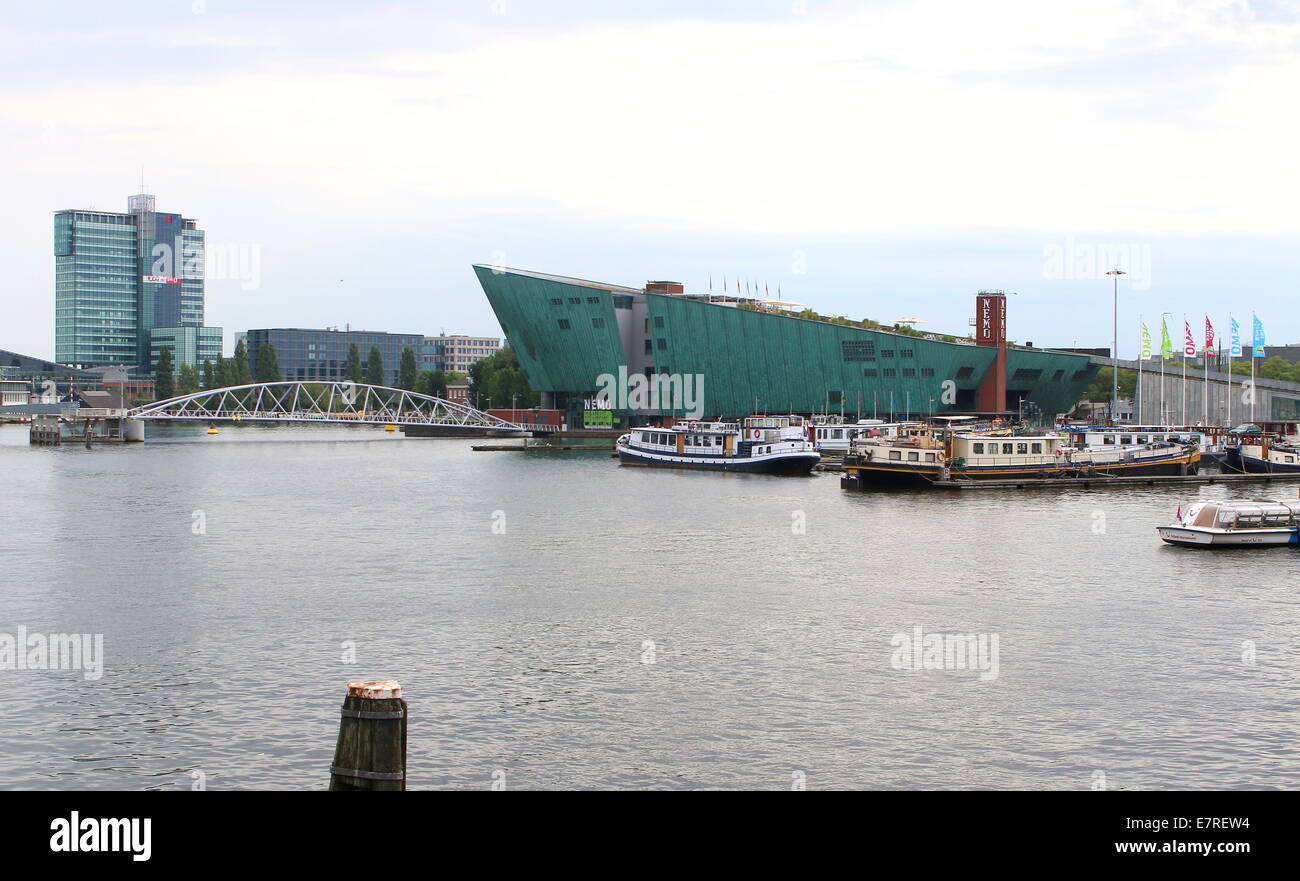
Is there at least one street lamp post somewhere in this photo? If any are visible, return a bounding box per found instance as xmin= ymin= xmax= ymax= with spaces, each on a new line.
xmin=1106 ymin=269 xmax=1127 ymax=426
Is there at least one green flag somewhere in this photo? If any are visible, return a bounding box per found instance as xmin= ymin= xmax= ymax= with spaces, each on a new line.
xmin=1160 ymin=317 xmax=1174 ymax=359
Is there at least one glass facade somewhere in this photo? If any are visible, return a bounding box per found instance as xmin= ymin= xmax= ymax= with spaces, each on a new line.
xmin=54 ymin=194 xmax=221 ymax=375
xmin=422 ymin=334 xmax=501 ymax=372
xmin=150 ymin=327 xmax=222 ymax=371
xmin=246 ymin=328 xmax=424 ymax=386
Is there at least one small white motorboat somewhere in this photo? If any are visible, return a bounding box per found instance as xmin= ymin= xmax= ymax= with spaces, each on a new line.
xmin=1157 ymin=499 xmax=1300 ymax=548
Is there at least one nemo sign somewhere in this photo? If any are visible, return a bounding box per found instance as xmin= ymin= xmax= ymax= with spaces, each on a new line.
xmin=977 ymin=293 xmax=1006 ymax=347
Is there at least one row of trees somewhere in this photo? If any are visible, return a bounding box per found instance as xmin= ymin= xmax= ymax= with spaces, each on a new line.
xmin=468 ymin=347 xmax=538 ymax=410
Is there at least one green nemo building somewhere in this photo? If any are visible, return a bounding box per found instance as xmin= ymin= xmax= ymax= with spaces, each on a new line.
xmin=473 ymin=265 xmax=1097 ymax=427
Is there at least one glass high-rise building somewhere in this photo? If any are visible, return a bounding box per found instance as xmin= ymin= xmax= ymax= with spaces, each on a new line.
xmin=54 ymin=193 xmax=222 ymax=374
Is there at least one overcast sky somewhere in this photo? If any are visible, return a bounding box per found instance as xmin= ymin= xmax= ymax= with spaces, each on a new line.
xmin=4 ymin=0 xmax=1298 ymax=360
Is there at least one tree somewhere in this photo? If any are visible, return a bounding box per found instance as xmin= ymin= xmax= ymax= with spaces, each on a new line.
xmin=257 ymin=342 xmax=282 ymax=383
xmin=468 ymin=347 xmax=538 ymax=410
xmin=416 ymin=369 xmax=447 ymax=398
xmin=399 ymin=347 xmax=418 ymax=390
xmin=154 ymin=347 xmax=175 ymax=401
xmin=178 ymin=362 xmax=199 ymax=395
xmin=230 ymin=339 xmax=252 ymax=386
xmin=202 ymin=359 xmax=215 ymax=389
xmin=214 ymin=357 xmax=228 ymax=388
xmin=1260 ymin=355 xmax=1294 ymax=381
xmin=1083 ymin=367 xmax=1137 ymax=403
xmin=345 ymin=343 xmax=363 ymax=383
xmin=366 ymin=346 xmax=385 ymax=386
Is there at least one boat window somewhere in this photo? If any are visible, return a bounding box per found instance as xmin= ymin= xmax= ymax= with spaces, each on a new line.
xmin=924 ymin=453 xmax=936 ymax=462
xmin=1262 ymin=513 xmax=1290 ymax=527
xmin=972 ymin=443 xmax=984 ymax=454
xmin=1235 ymin=514 xmax=1263 ymax=528
xmin=1001 ymin=443 xmax=1013 ymax=455
xmin=1017 ymin=443 xmax=1028 ymax=455
xmin=1191 ymin=505 xmax=1218 ymax=527
xmin=1287 ymin=456 xmax=1296 ymax=464
xmin=1190 ymin=436 xmax=1201 ymax=445
xmin=889 ymin=450 xmax=901 ymax=461
xmin=907 ymin=451 xmax=919 ymax=461
xmin=1103 ymin=436 xmax=1115 ymax=444
xmin=1120 ymin=436 xmax=1132 ymax=445
xmin=1031 ymin=443 xmax=1043 ymax=454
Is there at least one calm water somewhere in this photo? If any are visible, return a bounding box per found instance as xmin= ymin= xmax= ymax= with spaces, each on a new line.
xmin=1 ymin=422 xmax=1297 ymax=790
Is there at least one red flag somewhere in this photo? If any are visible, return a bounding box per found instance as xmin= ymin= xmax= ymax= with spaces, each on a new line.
xmin=1204 ymin=315 xmax=1215 ymax=355
xmin=1183 ymin=319 xmax=1196 ymax=357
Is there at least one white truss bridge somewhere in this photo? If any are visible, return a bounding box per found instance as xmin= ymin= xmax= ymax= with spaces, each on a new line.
xmin=126 ymin=381 xmax=527 ymax=431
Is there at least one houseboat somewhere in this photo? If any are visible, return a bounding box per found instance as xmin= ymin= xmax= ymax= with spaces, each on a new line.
xmin=1064 ymin=424 xmax=1230 ymax=459
xmin=841 ymin=428 xmax=1200 ymax=488
xmin=616 ymin=415 xmax=820 ymax=474
xmin=1221 ymin=421 xmax=1300 ymax=474
xmin=810 ymin=419 xmax=922 ymax=454
xmin=1157 ymin=499 xmax=1300 ymax=547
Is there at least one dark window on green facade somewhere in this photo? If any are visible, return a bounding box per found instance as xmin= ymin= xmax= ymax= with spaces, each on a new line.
xmin=841 ymin=340 xmax=876 ymax=362
xmin=549 ymin=298 xmax=563 ymax=306
xmin=592 ymin=318 xmax=605 ymax=329
xmin=1012 ymin=368 xmax=1042 ymax=381
xmin=902 ymin=368 xmax=916 ymax=378
xmin=656 ymin=339 xmax=666 ymax=350
xmin=558 ymin=319 xmax=571 ymax=330
xmin=955 ymin=366 xmax=974 ymax=379
xmin=864 ymin=369 xmax=878 ymax=378
xmin=568 ymin=297 xmax=581 ymax=304
xmin=883 ymin=368 xmax=897 ymax=378
xmin=881 ymin=350 xmax=895 ymax=358
xmin=921 ymin=367 xmax=935 ymax=377
xmin=587 ymin=296 xmax=600 ymax=304
xmin=1052 ymin=369 xmax=1064 ymax=381
xmin=901 ymin=349 xmax=914 ymax=358
xmin=654 ymin=316 xmax=665 ymax=328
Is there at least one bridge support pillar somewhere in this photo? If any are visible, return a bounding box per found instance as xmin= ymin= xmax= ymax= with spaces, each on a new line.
xmin=122 ymin=418 xmax=146 ymax=442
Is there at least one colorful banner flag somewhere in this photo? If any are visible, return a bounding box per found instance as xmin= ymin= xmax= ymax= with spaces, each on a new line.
xmin=1183 ymin=318 xmax=1196 ymax=357
xmin=1253 ymin=313 xmax=1266 ymax=357
xmin=1230 ymin=315 xmax=1242 ymax=357
xmin=1140 ymin=322 xmax=1152 ymax=360
xmin=1204 ymin=315 xmax=1215 ymax=356
xmin=1160 ymin=317 xmax=1174 ymax=359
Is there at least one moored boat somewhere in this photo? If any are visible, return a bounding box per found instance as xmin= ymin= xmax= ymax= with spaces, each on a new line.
xmin=1157 ymin=499 xmax=1300 ymax=547
xmin=841 ymin=425 xmax=1200 ymax=488
xmin=616 ymin=415 xmax=820 ymax=474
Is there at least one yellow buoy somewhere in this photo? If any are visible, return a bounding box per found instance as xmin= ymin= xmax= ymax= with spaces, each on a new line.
xmin=207 ymin=427 xmax=218 ymax=435
xmin=385 ymin=424 xmax=396 ymax=432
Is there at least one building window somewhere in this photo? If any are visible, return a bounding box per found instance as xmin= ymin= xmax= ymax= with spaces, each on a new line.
xmin=654 ymin=316 xmax=665 ymax=328
xmin=592 ymin=318 xmax=605 ymax=328
xmin=558 ymin=319 xmax=571 ymax=330
xmin=881 ymin=350 xmax=895 ymax=358
xmin=901 ymin=349 xmax=914 ymax=358
xmin=955 ymin=366 xmax=974 ymax=379
xmin=644 ymin=339 xmax=653 ymax=355
xmin=883 ymin=368 xmax=897 ymax=378
xmin=1012 ymin=368 xmax=1043 ymax=381
xmin=841 ymin=340 xmax=876 ymax=362
xmin=656 ymin=339 xmax=666 ymax=350
xmin=587 ymin=296 xmax=600 ymax=304
xmin=550 ymin=298 xmax=563 ymax=306
xmin=568 ymin=297 xmax=581 ymax=304
xmin=864 ymin=369 xmax=878 ymax=378
xmin=613 ymin=296 xmax=632 ymax=309
xmin=902 ymin=368 xmax=916 ymax=378
xmin=1052 ymin=369 xmax=1064 ymax=381
xmin=921 ymin=367 xmax=935 ymax=377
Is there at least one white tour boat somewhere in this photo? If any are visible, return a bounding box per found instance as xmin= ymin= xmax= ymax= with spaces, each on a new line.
xmin=810 ymin=419 xmax=922 ymax=454
xmin=1157 ymin=499 xmax=1300 ymax=547
xmin=616 ymin=415 xmax=820 ymax=474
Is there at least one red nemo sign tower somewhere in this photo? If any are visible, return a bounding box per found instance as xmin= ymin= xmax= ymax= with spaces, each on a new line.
xmin=974 ymin=291 xmax=1008 ymax=414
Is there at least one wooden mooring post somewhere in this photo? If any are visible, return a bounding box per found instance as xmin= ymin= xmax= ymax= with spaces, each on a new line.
xmin=329 ymin=680 xmax=407 ymax=791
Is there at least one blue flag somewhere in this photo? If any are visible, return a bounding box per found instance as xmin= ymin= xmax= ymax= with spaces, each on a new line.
xmin=1253 ymin=314 xmax=1266 ymax=357
xmin=1229 ymin=316 xmax=1242 ymax=357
